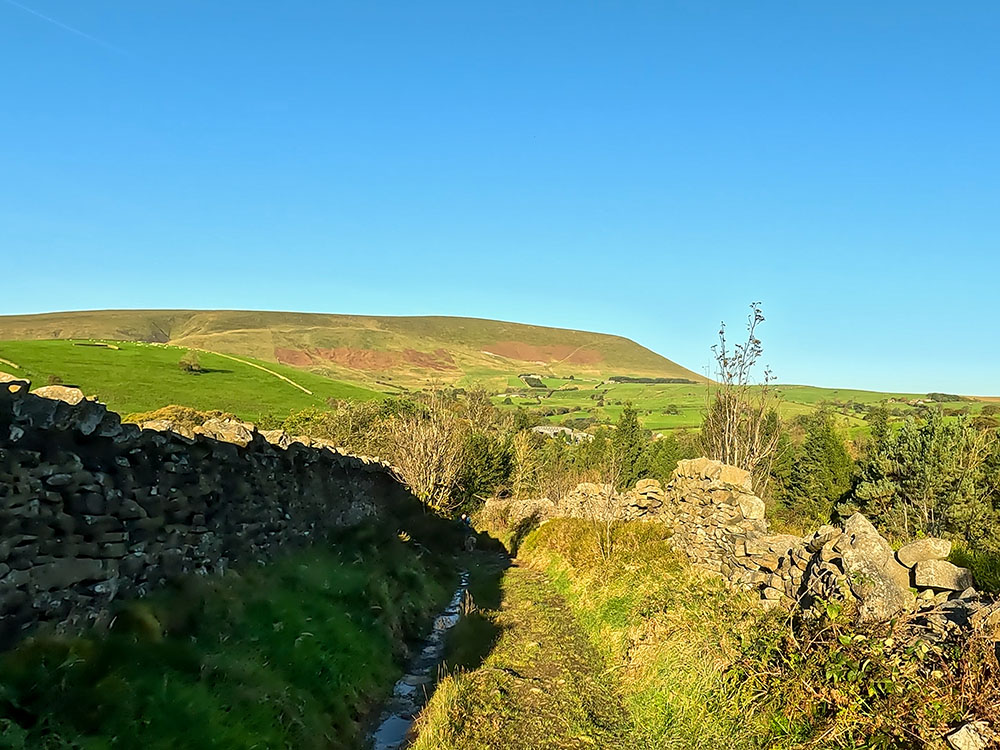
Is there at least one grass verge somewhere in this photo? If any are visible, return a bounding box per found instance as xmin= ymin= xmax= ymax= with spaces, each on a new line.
xmin=0 ymin=525 xmax=453 ymax=750
xmin=413 ymin=564 xmax=633 ymax=750
xmin=514 ymin=519 xmax=995 ymax=749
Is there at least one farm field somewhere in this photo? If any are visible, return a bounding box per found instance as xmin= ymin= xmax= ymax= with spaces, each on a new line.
xmin=0 ymin=339 xmax=380 ymax=422
xmin=493 ymin=376 xmax=993 ymax=433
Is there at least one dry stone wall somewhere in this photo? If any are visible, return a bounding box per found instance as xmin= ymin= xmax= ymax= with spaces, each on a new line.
xmin=492 ymin=457 xmax=997 ymax=635
xmin=0 ymin=379 xmax=405 ymax=647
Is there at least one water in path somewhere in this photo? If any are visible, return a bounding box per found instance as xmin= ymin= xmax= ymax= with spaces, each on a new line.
xmin=370 ymin=570 xmax=470 ymax=750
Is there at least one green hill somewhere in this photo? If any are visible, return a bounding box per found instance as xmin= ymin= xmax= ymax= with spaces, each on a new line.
xmin=0 ymin=339 xmax=379 ymax=422
xmin=0 ymin=310 xmax=991 ymax=432
xmin=0 ymin=309 xmax=705 ymax=390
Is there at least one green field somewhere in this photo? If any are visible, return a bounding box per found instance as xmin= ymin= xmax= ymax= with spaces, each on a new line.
xmin=493 ymin=378 xmax=991 ymax=433
xmin=0 ymin=340 xmax=380 ymax=422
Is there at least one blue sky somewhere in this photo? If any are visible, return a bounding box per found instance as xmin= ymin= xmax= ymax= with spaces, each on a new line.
xmin=1 ymin=2 xmax=997 ymax=394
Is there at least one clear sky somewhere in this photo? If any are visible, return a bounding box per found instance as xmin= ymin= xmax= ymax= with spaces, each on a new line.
xmin=1 ymin=2 xmax=997 ymax=394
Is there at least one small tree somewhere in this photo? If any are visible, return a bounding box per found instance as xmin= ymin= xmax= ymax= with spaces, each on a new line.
xmin=179 ymin=350 xmax=202 ymax=374
xmin=701 ymin=302 xmax=782 ymax=494
xmin=511 ymin=430 xmax=539 ymax=500
xmin=381 ymin=395 xmax=467 ymax=512
xmin=852 ymin=414 xmax=1000 ymax=544
xmin=611 ymin=403 xmax=645 ymax=489
xmin=784 ymin=412 xmax=854 ymax=523
xmin=580 ymin=436 xmax=626 ymax=561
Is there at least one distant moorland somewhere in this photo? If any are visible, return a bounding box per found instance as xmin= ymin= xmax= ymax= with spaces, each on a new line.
xmin=0 ymin=309 xmax=993 ymax=429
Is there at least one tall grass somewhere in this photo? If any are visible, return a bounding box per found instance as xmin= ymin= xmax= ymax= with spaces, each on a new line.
xmin=0 ymin=526 xmax=452 ymax=750
xmin=518 ymin=520 xmax=782 ymax=749
xmin=516 ymin=519 xmax=989 ymax=749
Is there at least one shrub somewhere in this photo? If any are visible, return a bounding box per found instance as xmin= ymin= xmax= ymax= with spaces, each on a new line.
xmin=178 ymin=350 xmax=202 ymax=373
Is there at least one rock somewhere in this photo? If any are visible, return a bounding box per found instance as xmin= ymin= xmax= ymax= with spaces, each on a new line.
xmin=0 ymin=371 xmax=30 ymax=392
xmin=31 ymin=385 xmax=86 ymax=405
xmin=674 ymin=458 xmax=753 ymax=491
xmin=736 ymin=492 xmax=766 ymax=520
xmin=913 ymin=559 xmax=974 ymax=591
xmin=745 ymin=535 xmax=803 ymax=559
xmin=195 ymin=418 xmax=257 ymax=446
xmin=839 ymin=513 xmax=914 ymax=621
xmin=45 ymin=473 xmax=74 ymax=488
xmin=946 ymin=721 xmax=994 ymax=750
xmin=31 ymin=559 xmax=107 ymax=590
xmin=718 ymin=464 xmax=753 ymax=491
xmin=260 ymin=429 xmax=292 ymax=449
xmin=897 ymin=538 xmax=952 ymax=569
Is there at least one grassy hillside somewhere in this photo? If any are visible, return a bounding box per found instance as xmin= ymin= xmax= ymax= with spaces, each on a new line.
xmin=0 ymin=309 xmax=706 ymax=389
xmin=0 ymin=311 xmax=991 ymax=432
xmin=0 ymin=339 xmax=380 ymax=422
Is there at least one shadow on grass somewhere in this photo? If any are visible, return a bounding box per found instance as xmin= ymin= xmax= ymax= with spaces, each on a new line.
xmin=509 ymin=511 xmax=543 ymax=557
xmin=445 ymin=548 xmax=510 ymax=673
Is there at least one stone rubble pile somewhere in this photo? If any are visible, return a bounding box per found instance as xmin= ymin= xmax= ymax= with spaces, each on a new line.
xmin=0 ymin=379 xmax=402 ymax=647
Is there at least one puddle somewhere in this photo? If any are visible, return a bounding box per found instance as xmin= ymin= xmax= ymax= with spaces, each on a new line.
xmin=370 ymin=570 xmax=470 ymax=750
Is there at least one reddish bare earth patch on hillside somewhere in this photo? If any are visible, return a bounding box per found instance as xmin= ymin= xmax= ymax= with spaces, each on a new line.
xmin=276 ymin=346 xmax=458 ymax=372
xmin=314 ymin=348 xmax=400 ymax=370
xmin=488 ymin=341 xmax=603 ymax=365
xmin=274 ymin=348 xmax=313 ymax=366
xmin=403 ymin=348 xmax=457 ymax=371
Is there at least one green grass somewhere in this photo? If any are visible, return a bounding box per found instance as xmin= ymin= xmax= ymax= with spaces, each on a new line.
xmin=413 ymin=565 xmax=633 ymax=750
xmin=496 ymin=519 xmax=979 ymax=750
xmin=0 ymin=526 xmax=453 ymax=750
xmin=496 ymin=380 xmax=996 ymax=432
xmin=0 ymin=339 xmax=381 ymax=422
xmin=516 ymin=520 xmax=780 ymax=749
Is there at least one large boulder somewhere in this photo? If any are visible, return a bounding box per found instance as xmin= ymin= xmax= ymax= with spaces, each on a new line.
xmin=913 ymin=559 xmax=974 ymax=591
xmin=837 ymin=513 xmax=915 ymax=621
xmin=897 ymin=538 xmax=952 ymax=568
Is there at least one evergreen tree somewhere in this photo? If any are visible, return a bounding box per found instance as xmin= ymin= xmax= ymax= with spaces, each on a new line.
xmin=612 ymin=403 xmax=646 ymax=489
xmin=783 ymin=413 xmax=854 ymax=524
xmin=851 ymin=413 xmax=1000 ymax=545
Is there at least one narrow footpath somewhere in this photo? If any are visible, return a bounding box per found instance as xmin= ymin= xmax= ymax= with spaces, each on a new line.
xmin=410 ymin=564 xmax=635 ymax=750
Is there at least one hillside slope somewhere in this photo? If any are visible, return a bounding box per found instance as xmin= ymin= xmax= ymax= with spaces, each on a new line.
xmin=0 ymin=310 xmax=705 ymax=389
xmin=0 ymin=339 xmax=380 ymax=421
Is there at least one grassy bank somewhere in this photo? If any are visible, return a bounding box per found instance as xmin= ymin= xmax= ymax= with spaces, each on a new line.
xmin=517 ymin=520 xmax=993 ymax=749
xmin=0 ymin=525 xmax=454 ymax=750
xmin=415 ymin=519 xmax=995 ymax=749
xmin=518 ymin=520 xmax=779 ymax=749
